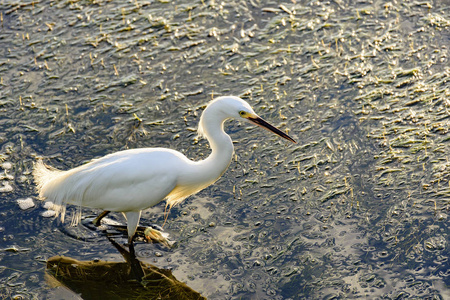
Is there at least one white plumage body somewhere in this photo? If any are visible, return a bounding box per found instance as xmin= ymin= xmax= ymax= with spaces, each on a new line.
xmin=35 ymin=149 xmax=208 ymax=211
xmin=33 ymin=96 xmax=295 ymax=245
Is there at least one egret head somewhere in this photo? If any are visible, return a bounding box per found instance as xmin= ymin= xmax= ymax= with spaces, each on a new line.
xmin=208 ymin=96 xmax=256 ymax=119
xmin=199 ymin=96 xmax=296 ymax=143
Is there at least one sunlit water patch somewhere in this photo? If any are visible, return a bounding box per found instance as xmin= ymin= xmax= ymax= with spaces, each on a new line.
xmin=0 ymin=0 xmax=449 ymax=299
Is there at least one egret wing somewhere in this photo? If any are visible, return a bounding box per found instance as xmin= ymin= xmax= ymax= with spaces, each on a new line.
xmin=38 ymin=148 xmax=188 ymax=213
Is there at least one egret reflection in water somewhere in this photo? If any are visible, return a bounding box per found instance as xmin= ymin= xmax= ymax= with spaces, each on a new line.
xmin=46 ymin=237 xmax=205 ymax=300
xmin=2 ymin=0 xmax=447 ymax=298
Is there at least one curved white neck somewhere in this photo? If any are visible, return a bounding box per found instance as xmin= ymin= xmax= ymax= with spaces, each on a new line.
xmin=197 ymin=115 xmax=234 ymax=181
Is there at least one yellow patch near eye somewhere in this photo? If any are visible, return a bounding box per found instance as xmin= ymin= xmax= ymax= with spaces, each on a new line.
xmin=239 ymin=111 xmax=247 ymax=117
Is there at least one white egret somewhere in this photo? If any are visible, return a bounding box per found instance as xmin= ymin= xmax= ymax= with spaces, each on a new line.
xmin=33 ymin=96 xmax=296 ymax=255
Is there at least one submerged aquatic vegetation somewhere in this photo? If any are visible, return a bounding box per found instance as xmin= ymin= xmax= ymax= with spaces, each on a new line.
xmin=0 ymin=0 xmax=448 ymax=299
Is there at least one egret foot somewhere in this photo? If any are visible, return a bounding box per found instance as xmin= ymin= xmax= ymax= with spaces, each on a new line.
xmin=144 ymin=227 xmax=173 ymax=248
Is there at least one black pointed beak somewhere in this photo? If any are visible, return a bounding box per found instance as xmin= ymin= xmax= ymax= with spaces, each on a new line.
xmin=247 ymin=115 xmax=296 ymax=143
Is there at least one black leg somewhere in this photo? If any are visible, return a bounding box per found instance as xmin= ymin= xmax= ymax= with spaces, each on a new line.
xmin=107 ymin=235 xmax=145 ymax=281
xmin=128 ymin=235 xmax=145 ymax=280
xmin=93 ymin=210 xmax=111 ymax=226
xmin=128 ymin=236 xmax=136 ymax=257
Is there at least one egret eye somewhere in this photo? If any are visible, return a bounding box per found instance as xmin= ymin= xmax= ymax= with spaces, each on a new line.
xmin=239 ymin=111 xmax=247 ymax=117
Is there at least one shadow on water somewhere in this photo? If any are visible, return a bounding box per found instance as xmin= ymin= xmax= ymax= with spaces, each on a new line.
xmin=46 ymin=231 xmax=205 ymax=300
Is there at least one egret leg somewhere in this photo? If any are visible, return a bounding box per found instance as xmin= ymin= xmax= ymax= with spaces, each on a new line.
xmin=108 ymin=235 xmax=144 ymax=281
xmin=123 ymin=210 xmax=142 ymax=251
xmin=127 ymin=235 xmax=145 ymax=281
xmin=93 ymin=210 xmax=110 ymax=226
xmin=128 ymin=235 xmax=136 ymax=257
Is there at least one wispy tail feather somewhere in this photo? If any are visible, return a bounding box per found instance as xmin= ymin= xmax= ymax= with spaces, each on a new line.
xmin=33 ymin=159 xmax=67 ymax=222
xmin=33 ymin=159 xmax=61 ymax=192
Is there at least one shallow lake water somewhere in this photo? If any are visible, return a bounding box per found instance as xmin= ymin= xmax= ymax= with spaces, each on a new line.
xmin=0 ymin=0 xmax=449 ymax=299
